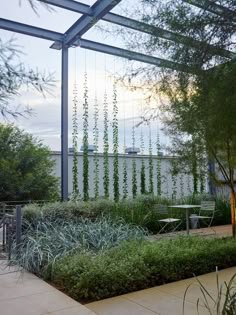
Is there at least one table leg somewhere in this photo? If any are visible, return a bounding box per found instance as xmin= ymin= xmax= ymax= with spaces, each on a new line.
xmin=186 ymin=208 xmax=189 ymax=235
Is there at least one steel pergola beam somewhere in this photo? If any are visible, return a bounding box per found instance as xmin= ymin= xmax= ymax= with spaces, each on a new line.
xmin=182 ymin=0 xmax=236 ymax=22
xmin=78 ymin=38 xmax=200 ymax=74
xmin=41 ymin=0 xmax=235 ymax=59
xmin=0 ymin=18 xmax=199 ymax=73
xmin=0 ymin=18 xmax=63 ymax=42
xmin=63 ymin=0 xmax=122 ymax=46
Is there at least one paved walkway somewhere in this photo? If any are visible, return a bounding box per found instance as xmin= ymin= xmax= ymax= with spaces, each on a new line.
xmin=0 ymin=260 xmax=96 ymax=315
xmin=86 ymin=266 xmax=236 ymax=315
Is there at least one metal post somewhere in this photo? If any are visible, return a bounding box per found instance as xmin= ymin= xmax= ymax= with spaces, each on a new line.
xmin=15 ymin=205 xmax=22 ymax=246
xmin=61 ymin=46 xmax=69 ymax=201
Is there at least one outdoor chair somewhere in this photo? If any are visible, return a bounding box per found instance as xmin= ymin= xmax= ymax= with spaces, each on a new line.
xmin=190 ymin=201 xmax=216 ymax=232
xmin=155 ymin=204 xmax=182 ymax=234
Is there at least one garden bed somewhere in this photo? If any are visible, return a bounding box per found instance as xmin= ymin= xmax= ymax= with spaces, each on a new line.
xmin=50 ymin=236 xmax=236 ymax=302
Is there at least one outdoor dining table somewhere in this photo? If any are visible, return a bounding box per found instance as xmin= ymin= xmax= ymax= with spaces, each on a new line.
xmin=168 ymin=205 xmax=201 ymax=235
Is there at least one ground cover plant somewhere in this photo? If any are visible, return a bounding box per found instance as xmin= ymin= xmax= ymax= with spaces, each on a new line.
xmin=12 ymin=216 xmax=147 ymax=276
xmin=50 ymin=237 xmax=236 ymax=302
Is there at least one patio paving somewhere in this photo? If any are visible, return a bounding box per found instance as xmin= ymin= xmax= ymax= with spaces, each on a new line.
xmin=86 ymin=266 xmax=236 ymax=315
xmin=149 ymin=224 xmax=232 ymax=241
xmin=0 ymin=225 xmax=233 ymax=315
xmin=0 ymin=260 xmax=96 ymax=315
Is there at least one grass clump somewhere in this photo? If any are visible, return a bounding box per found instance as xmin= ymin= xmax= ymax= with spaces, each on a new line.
xmin=51 ymin=237 xmax=236 ymax=302
xmin=11 ymin=217 xmax=147 ymax=276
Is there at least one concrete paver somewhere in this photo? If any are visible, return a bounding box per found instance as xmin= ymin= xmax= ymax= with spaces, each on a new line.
xmin=86 ymin=267 xmax=236 ymax=315
xmin=0 ymin=260 xmax=96 ymax=315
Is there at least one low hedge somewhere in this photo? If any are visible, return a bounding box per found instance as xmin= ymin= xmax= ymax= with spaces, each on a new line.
xmin=23 ymin=195 xmax=231 ymax=233
xmin=50 ymin=237 xmax=236 ymax=302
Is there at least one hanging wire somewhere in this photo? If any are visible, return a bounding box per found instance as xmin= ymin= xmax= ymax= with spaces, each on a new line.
xmin=93 ymin=51 xmax=99 ymax=199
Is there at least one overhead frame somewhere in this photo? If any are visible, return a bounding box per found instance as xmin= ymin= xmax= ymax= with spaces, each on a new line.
xmin=0 ymin=0 xmax=235 ymax=200
xmin=41 ymin=0 xmax=235 ymax=59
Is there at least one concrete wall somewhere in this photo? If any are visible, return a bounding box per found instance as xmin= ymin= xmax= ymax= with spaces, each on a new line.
xmin=51 ymin=151 xmax=204 ymax=199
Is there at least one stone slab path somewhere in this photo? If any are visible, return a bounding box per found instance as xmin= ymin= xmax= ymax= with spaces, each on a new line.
xmin=86 ymin=266 xmax=236 ymax=315
xmin=0 ymin=260 xmax=96 ymax=315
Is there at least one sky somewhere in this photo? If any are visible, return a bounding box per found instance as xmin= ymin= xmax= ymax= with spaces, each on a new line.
xmin=0 ymin=0 xmax=171 ymax=154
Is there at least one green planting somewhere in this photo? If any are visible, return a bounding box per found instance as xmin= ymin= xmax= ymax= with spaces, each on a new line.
xmin=22 ymin=194 xmax=231 ymax=233
xmin=51 ymin=237 xmax=236 ymax=302
xmin=12 ymin=217 xmax=147 ymax=276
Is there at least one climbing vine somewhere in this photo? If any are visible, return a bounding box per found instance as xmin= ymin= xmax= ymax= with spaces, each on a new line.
xmin=103 ymin=91 xmax=109 ymax=199
xmin=148 ymin=126 xmax=154 ymax=194
xmin=123 ymin=158 xmax=128 ymax=199
xmin=156 ymin=130 xmax=162 ymax=196
xmin=112 ymin=82 xmax=119 ymax=202
xmin=132 ymin=126 xmax=137 ymax=198
xmin=82 ymin=72 xmax=89 ymax=201
xmin=180 ymin=174 xmax=184 ymax=198
xmin=93 ymin=93 xmax=99 ymax=199
xmin=140 ymin=129 xmax=146 ymax=194
xmin=72 ymin=82 xmax=79 ymax=197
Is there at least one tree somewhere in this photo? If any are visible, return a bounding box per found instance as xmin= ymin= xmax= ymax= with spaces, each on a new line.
xmin=110 ymin=0 xmax=236 ymax=234
xmin=0 ymin=123 xmax=58 ymax=201
xmin=162 ymin=62 xmax=236 ymax=235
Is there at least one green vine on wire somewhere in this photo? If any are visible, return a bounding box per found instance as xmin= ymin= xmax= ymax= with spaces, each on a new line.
xmin=123 ymin=158 xmax=128 ymax=199
xmin=83 ymin=72 xmax=89 ymax=201
xmin=132 ymin=126 xmax=137 ymax=198
xmin=93 ymin=94 xmax=99 ymax=199
xmin=103 ymin=91 xmax=109 ymax=199
xmin=156 ymin=130 xmax=162 ymax=196
xmin=112 ymin=81 xmax=119 ymax=202
xmin=180 ymin=174 xmax=184 ymax=198
xmin=72 ymin=82 xmax=79 ymax=198
xmin=148 ymin=126 xmax=154 ymax=195
xmin=140 ymin=129 xmax=146 ymax=194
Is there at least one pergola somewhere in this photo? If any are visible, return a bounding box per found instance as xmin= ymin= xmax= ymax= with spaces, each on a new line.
xmin=0 ymin=0 xmax=235 ymax=200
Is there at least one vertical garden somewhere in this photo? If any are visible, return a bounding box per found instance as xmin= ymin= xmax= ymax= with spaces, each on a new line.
xmin=70 ymin=57 xmax=200 ymax=201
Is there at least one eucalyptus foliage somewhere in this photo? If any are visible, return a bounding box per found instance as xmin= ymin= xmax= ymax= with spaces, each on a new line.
xmin=0 ymin=38 xmax=54 ymax=118
xmin=82 ymin=72 xmax=89 ymax=201
xmin=103 ymin=92 xmax=109 ymax=199
xmin=112 ymin=82 xmax=119 ymax=202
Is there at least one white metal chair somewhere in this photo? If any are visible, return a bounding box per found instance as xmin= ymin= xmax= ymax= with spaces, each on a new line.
xmin=156 ymin=204 xmax=182 ymax=234
xmin=190 ymin=201 xmax=216 ymax=231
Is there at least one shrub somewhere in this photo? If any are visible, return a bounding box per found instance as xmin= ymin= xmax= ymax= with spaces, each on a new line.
xmin=23 ymin=199 xmax=114 ymax=224
xmin=22 ymin=195 xmax=231 ymax=233
xmin=51 ymin=237 xmax=236 ymax=302
xmin=12 ymin=216 xmax=147 ymax=275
